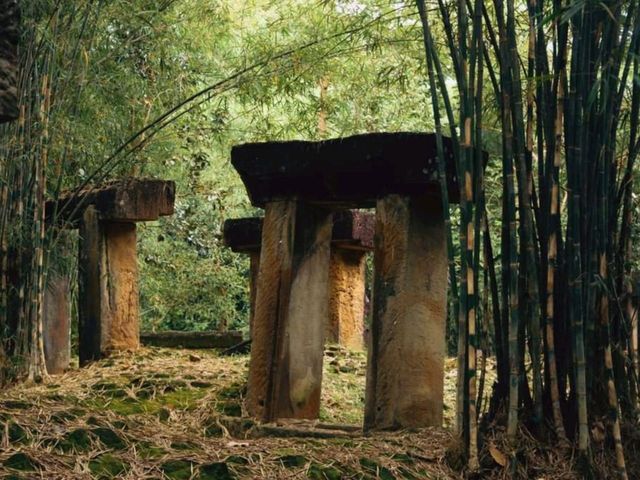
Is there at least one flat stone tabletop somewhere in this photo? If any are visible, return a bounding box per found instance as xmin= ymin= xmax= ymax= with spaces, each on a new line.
xmin=231 ymin=132 xmax=460 ymax=208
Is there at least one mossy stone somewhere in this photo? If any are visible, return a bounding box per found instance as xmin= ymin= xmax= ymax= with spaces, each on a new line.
xmin=45 ymin=393 xmax=66 ymax=402
xmin=57 ymin=428 xmax=92 ymax=453
xmin=89 ymin=454 xmax=128 ymax=479
xmin=158 ymin=407 xmax=171 ymax=422
xmin=92 ymin=427 xmax=127 ymax=450
xmin=199 ymin=462 xmax=234 ymax=480
xmin=204 ymin=423 xmax=223 ymax=438
xmin=161 ymin=459 xmax=195 ymax=479
xmin=390 ymin=453 xmax=415 ymax=465
xmin=3 ymin=453 xmax=39 ymax=471
xmin=51 ymin=409 xmax=80 ymax=423
xmin=218 ymin=383 xmax=244 ymax=399
xmin=7 ymin=421 xmax=28 ymax=444
xmin=0 ymin=400 xmax=31 ymax=410
xmin=216 ymin=401 xmax=241 ymax=417
xmin=397 ymin=467 xmax=420 ymax=479
xmin=278 ymin=455 xmax=308 ymax=468
xmin=359 ymin=458 xmax=395 ymax=480
xmin=138 ymin=442 xmax=167 ymax=459
xmin=170 ymin=441 xmax=198 ymax=451
xmin=190 ymin=381 xmax=212 ymax=389
xmin=91 ymin=381 xmax=120 ymax=392
xmin=86 ymin=416 xmax=103 ymax=426
xmin=307 ymin=463 xmax=342 ymax=480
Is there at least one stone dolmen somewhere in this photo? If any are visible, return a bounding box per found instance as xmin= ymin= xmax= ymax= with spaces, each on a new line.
xmin=45 ymin=179 xmax=176 ymax=368
xmin=231 ymin=132 xmax=460 ymax=430
xmin=223 ymin=210 xmax=374 ymax=350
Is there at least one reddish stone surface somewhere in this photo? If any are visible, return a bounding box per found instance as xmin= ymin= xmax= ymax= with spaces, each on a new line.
xmin=44 ymin=274 xmax=71 ymax=374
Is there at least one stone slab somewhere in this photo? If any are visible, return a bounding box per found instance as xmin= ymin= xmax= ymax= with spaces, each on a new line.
xmin=47 ymin=178 xmax=176 ymax=226
xmin=140 ymin=330 xmax=243 ymax=349
xmin=231 ymin=132 xmax=464 ymax=208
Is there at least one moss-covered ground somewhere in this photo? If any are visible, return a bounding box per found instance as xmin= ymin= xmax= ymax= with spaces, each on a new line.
xmin=0 ymin=346 xmax=466 ymax=479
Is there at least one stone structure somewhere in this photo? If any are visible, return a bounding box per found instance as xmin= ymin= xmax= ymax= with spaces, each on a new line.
xmin=43 ymin=273 xmax=71 ymax=374
xmin=222 ymin=217 xmax=262 ymax=335
xmin=46 ymin=179 xmax=175 ymax=367
xmin=0 ymin=1 xmax=19 ymax=123
xmin=223 ymin=211 xmax=374 ymax=350
xmin=231 ymin=132 xmax=467 ymax=428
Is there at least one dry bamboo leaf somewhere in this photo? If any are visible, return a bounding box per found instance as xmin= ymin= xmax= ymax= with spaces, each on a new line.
xmin=488 ymin=442 xmax=508 ymax=467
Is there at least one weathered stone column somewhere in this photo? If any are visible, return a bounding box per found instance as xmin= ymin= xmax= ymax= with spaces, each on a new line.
xmin=326 ymin=248 xmax=366 ymax=350
xmin=78 ymin=206 xmax=140 ymax=365
xmin=246 ymin=200 xmax=332 ymax=421
xmin=364 ymin=195 xmax=447 ymax=430
xmin=43 ymin=274 xmax=71 ymax=374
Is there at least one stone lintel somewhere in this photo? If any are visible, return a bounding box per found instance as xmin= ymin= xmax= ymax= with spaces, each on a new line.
xmin=224 ymin=210 xmax=375 ymax=254
xmin=47 ymin=178 xmax=176 ymax=227
xmin=231 ymin=132 xmax=477 ymax=208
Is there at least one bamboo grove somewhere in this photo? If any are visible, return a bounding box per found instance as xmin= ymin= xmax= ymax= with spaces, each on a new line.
xmin=0 ymin=2 xmax=103 ymax=384
xmin=416 ymin=0 xmax=640 ymax=475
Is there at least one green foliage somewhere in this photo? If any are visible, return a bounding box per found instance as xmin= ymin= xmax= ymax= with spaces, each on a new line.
xmin=34 ymin=0 xmax=450 ymax=334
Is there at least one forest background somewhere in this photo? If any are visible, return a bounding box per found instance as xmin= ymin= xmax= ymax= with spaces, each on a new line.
xmin=21 ymin=0 xmax=467 ymax=338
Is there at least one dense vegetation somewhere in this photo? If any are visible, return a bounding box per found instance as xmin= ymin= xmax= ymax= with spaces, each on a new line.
xmin=1 ymin=0 xmax=640 ymax=477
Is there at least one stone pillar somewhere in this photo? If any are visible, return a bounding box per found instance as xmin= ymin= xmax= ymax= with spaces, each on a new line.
xmin=247 ymin=200 xmax=332 ymax=421
xmin=326 ymin=248 xmax=366 ymax=350
xmin=248 ymin=251 xmax=260 ymax=335
xmin=43 ymin=274 xmax=71 ymax=374
xmin=78 ymin=206 xmax=140 ymax=366
xmin=364 ymin=195 xmax=446 ymax=430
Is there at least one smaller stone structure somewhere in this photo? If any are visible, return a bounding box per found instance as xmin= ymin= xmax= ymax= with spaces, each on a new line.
xmin=45 ymin=179 xmax=175 ymax=367
xmin=43 ymin=273 xmax=71 ymax=374
xmin=223 ymin=210 xmax=374 ymax=350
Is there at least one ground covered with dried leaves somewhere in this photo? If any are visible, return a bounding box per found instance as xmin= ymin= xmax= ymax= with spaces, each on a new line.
xmin=0 ymin=346 xmax=459 ymax=479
